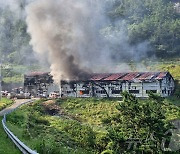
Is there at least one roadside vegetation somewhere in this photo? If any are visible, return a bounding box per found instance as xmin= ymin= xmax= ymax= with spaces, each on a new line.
xmin=6 ymin=93 xmax=179 ymax=153
xmin=0 ymin=117 xmax=20 ymax=154
xmin=0 ymin=98 xmax=14 ymax=111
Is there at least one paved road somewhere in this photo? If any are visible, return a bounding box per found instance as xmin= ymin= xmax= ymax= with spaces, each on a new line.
xmin=0 ymin=99 xmax=31 ymax=116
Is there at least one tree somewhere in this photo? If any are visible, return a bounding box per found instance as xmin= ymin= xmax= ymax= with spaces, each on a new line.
xmin=107 ymin=0 xmax=180 ymax=58
xmin=102 ymin=92 xmax=172 ymax=153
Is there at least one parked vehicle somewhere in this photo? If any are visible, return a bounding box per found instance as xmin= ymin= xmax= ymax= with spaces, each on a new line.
xmin=49 ymin=92 xmax=60 ymax=99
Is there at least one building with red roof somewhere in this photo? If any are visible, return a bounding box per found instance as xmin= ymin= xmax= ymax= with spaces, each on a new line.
xmin=24 ymin=71 xmax=175 ymax=98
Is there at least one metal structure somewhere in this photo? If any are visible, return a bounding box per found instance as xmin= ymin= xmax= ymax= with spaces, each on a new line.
xmin=24 ymin=71 xmax=175 ymax=98
xmin=24 ymin=72 xmax=55 ymax=97
xmin=1 ymin=100 xmax=38 ymax=154
xmin=60 ymin=72 xmax=175 ymax=98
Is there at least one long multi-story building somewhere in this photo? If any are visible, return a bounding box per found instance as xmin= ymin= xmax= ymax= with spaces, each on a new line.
xmin=24 ymin=71 xmax=175 ymax=98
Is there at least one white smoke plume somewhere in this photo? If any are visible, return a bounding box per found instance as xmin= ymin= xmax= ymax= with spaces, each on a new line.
xmin=26 ymin=0 xmax=150 ymax=83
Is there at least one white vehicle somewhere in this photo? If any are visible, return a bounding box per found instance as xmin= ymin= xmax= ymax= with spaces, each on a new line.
xmin=49 ymin=92 xmax=60 ymax=99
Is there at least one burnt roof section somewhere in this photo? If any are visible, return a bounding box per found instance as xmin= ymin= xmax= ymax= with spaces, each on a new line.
xmin=103 ymin=73 xmax=127 ymax=81
xmin=120 ymin=72 xmax=140 ymax=81
xmin=155 ymin=72 xmax=168 ymax=80
xmin=137 ymin=72 xmax=159 ymax=80
xmin=90 ymin=73 xmax=111 ymax=81
xmin=25 ymin=71 xmax=171 ymax=82
xmin=89 ymin=72 xmax=169 ymax=81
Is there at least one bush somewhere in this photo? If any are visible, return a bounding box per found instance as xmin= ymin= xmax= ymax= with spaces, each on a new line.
xmin=63 ymin=120 xmax=96 ymax=148
xmin=7 ymin=112 xmax=25 ymax=126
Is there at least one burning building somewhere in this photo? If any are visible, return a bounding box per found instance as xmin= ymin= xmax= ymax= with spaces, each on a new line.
xmin=24 ymin=71 xmax=175 ymax=98
xmin=24 ymin=72 xmax=59 ymax=97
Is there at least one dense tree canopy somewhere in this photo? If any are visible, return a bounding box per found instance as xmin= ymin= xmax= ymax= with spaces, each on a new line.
xmin=102 ymin=92 xmax=179 ymax=153
xmin=0 ymin=6 xmax=35 ymax=65
xmin=108 ymin=0 xmax=180 ymax=58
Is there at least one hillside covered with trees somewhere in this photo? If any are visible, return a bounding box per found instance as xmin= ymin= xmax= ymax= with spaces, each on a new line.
xmin=0 ymin=0 xmax=179 ymax=66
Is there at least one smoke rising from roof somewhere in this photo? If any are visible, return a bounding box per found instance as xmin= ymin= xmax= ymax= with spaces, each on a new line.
xmin=26 ymin=0 xmax=150 ymax=83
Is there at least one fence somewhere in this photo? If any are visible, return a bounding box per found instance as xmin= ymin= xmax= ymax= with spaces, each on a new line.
xmin=1 ymin=100 xmax=38 ymax=154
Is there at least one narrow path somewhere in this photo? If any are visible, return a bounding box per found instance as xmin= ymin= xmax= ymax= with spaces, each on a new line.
xmin=0 ymin=99 xmax=31 ymax=116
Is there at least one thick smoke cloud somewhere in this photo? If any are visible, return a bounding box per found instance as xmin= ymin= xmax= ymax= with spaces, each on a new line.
xmin=26 ymin=0 xmax=108 ymax=82
xmin=26 ymin=0 xmax=150 ymax=83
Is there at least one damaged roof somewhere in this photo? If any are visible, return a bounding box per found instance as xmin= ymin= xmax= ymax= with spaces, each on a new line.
xmin=25 ymin=71 xmax=171 ymax=82
xmin=89 ymin=72 xmax=170 ymax=82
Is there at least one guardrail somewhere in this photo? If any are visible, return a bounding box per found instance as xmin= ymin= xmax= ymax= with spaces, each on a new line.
xmin=1 ymin=100 xmax=38 ymax=154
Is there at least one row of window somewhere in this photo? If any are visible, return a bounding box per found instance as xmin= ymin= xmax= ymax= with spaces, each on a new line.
xmin=129 ymin=90 xmax=157 ymax=94
xmin=64 ymin=89 xmax=158 ymax=95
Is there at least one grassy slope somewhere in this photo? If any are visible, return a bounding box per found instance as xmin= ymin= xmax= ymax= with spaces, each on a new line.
xmin=6 ymin=100 xmax=98 ymax=154
xmin=0 ymin=98 xmax=14 ymax=111
xmin=0 ymin=117 xmax=21 ymax=154
xmin=57 ymin=98 xmax=119 ymax=126
xmin=59 ymin=98 xmax=180 ymax=123
xmin=6 ymin=98 xmax=180 ymax=153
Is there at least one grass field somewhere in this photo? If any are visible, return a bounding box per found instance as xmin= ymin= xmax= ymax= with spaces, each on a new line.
xmin=0 ymin=98 xmax=14 ymax=111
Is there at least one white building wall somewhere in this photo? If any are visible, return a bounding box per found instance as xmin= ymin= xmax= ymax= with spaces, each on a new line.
xmin=60 ymin=75 xmax=175 ymax=98
xmin=48 ymin=83 xmax=60 ymax=95
xmin=160 ymin=77 xmax=175 ymax=97
xmin=61 ymin=83 xmax=76 ymax=97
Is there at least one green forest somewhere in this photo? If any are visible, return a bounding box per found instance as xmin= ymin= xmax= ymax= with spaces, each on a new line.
xmin=0 ymin=0 xmax=179 ymax=66
xmin=107 ymin=0 xmax=180 ymax=58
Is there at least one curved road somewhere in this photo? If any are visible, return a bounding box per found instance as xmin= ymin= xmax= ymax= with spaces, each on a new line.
xmin=0 ymin=99 xmax=31 ymax=116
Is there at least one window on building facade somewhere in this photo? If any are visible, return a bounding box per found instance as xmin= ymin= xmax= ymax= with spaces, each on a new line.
xmin=129 ymin=90 xmax=139 ymax=94
xmin=80 ymin=90 xmax=89 ymax=95
xmin=67 ymin=91 xmax=72 ymax=94
xmin=146 ymin=90 xmax=157 ymax=93
xmin=112 ymin=90 xmax=122 ymax=94
xmin=96 ymin=90 xmax=106 ymax=94
xmin=131 ymin=86 xmax=137 ymax=90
